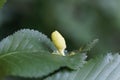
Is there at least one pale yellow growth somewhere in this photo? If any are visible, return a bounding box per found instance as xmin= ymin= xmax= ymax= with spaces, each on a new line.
xmin=51 ymin=30 xmax=66 ymax=56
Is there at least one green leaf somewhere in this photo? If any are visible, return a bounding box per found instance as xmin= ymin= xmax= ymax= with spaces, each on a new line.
xmin=0 ymin=29 xmax=56 ymax=55
xmin=0 ymin=51 xmax=67 ymax=78
xmin=0 ymin=52 xmax=86 ymax=79
xmin=0 ymin=0 xmax=6 ymax=9
xmin=45 ymin=53 xmax=120 ymax=80
xmin=0 ymin=29 xmax=86 ymax=79
xmin=0 ymin=29 xmax=57 ymax=78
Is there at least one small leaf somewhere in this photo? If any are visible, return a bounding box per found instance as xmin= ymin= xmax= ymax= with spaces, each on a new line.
xmin=45 ymin=53 xmax=120 ymax=80
xmin=82 ymin=39 xmax=99 ymax=52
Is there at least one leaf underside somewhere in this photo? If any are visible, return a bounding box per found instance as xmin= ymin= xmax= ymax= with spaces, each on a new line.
xmin=45 ymin=53 xmax=120 ymax=80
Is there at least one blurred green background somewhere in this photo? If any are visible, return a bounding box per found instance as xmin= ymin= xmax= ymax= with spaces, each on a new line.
xmin=0 ymin=0 xmax=120 ymax=56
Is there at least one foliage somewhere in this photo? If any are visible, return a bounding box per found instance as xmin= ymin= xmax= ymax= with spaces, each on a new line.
xmin=0 ymin=29 xmax=86 ymax=80
xmin=0 ymin=29 xmax=119 ymax=80
xmin=0 ymin=0 xmax=120 ymax=80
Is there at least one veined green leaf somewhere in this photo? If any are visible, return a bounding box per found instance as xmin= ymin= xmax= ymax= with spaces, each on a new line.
xmin=0 ymin=29 xmax=56 ymax=55
xmin=45 ymin=53 xmax=120 ymax=80
xmin=0 ymin=29 xmax=57 ymax=78
xmin=0 ymin=51 xmax=67 ymax=78
xmin=0 ymin=29 xmax=86 ymax=79
xmin=0 ymin=52 xmax=87 ymax=79
xmin=0 ymin=52 xmax=86 ymax=79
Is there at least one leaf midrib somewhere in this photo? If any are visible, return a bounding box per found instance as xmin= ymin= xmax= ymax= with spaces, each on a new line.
xmin=0 ymin=51 xmax=42 ymax=59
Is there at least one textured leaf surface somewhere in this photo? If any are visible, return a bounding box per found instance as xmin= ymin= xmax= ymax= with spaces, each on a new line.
xmin=0 ymin=52 xmax=86 ymax=78
xmin=0 ymin=0 xmax=6 ymax=8
xmin=0 ymin=51 xmax=68 ymax=78
xmin=0 ymin=29 xmax=58 ymax=78
xmin=0 ymin=29 xmax=86 ymax=79
xmin=45 ymin=53 xmax=120 ymax=80
xmin=0 ymin=29 xmax=56 ymax=55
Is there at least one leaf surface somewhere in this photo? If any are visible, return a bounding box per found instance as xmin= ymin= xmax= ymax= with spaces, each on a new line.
xmin=0 ymin=29 xmax=86 ymax=79
xmin=45 ymin=53 xmax=120 ymax=80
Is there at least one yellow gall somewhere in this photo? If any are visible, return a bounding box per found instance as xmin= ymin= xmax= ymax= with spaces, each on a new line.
xmin=51 ymin=30 xmax=66 ymax=56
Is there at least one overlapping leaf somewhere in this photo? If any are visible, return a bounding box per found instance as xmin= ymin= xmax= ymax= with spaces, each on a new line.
xmin=45 ymin=53 xmax=120 ymax=80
